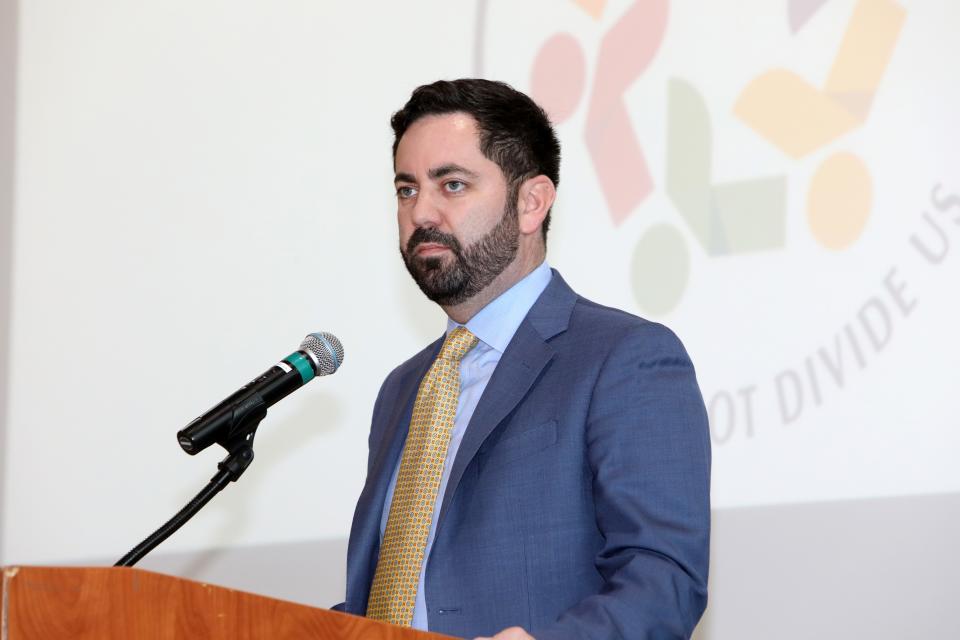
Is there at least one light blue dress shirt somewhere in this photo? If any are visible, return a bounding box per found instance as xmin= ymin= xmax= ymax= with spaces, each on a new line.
xmin=379 ymin=260 xmax=553 ymax=630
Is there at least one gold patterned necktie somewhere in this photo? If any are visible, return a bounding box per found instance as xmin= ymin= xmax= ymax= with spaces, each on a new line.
xmin=366 ymin=326 xmax=479 ymax=626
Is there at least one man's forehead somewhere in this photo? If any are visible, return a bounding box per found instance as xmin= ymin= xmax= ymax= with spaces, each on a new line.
xmin=411 ymin=111 xmax=477 ymax=134
xmin=394 ymin=112 xmax=489 ymax=178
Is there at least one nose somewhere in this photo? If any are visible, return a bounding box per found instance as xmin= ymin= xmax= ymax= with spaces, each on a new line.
xmin=409 ymin=187 xmax=443 ymax=230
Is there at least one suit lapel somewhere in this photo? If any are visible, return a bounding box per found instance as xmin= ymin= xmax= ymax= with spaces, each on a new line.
xmin=346 ymin=337 xmax=441 ymax=612
xmin=435 ymin=271 xmax=578 ymax=533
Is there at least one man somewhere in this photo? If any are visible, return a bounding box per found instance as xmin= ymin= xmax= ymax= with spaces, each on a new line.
xmin=341 ymin=79 xmax=710 ymax=639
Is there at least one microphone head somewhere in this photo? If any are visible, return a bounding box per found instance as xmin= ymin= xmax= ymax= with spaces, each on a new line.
xmin=300 ymin=332 xmax=344 ymax=376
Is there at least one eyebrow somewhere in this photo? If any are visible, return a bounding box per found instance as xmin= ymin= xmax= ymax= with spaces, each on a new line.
xmin=428 ymin=163 xmax=478 ymax=180
xmin=394 ymin=163 xmax=479 ymax=184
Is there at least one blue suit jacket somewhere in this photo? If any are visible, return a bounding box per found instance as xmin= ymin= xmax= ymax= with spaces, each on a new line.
xmin=342 ymin=272 xmax=711 ymax=639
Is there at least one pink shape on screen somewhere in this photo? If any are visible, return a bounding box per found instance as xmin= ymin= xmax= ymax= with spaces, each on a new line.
xmin=530 ymin=33 xmax=588 ymax=124
xmin=789 ymin=0 xmax=831 ymax=33
xmin=584 ymin=0 xmax=669 ymax=224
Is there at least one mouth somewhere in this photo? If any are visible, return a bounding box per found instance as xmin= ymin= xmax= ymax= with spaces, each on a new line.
xmin=414 ymin=242 xmax=453 ymax=257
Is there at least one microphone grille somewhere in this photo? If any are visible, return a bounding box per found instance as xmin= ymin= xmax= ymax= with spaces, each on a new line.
xmin=300 ymin=332 xmax=344 ymax=376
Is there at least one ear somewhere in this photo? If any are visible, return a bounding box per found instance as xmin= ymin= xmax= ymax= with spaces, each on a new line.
xmin=516 ymin=175 xmax=556 ymax=237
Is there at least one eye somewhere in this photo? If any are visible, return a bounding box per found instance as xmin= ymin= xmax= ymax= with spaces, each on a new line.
xmin=444 ymin=180 xmax=466 ymax=193
xmin=396 ymin=185 xmax=417 ymax=199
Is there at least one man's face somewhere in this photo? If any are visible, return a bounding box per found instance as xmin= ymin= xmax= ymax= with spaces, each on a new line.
xmin=394 ymin=113 xmax=519 ymax=306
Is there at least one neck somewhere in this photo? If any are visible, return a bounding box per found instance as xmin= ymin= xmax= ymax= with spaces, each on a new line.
xmin=441 ymin=247 xmax=545 ymax=324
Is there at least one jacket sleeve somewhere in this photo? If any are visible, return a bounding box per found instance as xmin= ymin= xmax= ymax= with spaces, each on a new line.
xmin=538 ymin=323 xmax=711 ymax=640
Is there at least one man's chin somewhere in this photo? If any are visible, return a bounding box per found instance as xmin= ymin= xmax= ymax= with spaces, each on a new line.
xmin=408 ymin=269 xmax=470 ymax=305
xmin=402 ymin=251 xmax=474 ymax=305
xmin=417 ymin=255 xmax=447 ymax=270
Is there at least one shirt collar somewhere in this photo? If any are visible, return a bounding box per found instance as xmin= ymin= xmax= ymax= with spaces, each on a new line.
xmin=446 ymin=261 xmax=553 ymax=354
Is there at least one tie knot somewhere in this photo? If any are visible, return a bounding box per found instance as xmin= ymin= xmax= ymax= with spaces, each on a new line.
xmin=439 ymin=326 xmax=478 ymax=363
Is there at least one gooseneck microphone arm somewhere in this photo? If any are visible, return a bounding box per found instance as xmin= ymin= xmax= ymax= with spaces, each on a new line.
xmin=114 ymin=444 xmax=254 ymax=567
xmin=115 ymin=332 xmax=343 ymax=567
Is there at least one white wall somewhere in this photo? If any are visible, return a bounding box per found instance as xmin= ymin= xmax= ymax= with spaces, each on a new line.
xmin=0 ymin=0 xmax=15 ymax=563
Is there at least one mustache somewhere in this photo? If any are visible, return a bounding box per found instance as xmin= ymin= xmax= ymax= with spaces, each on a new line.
xmin=406 ymin=227 xmax=464 ymax=256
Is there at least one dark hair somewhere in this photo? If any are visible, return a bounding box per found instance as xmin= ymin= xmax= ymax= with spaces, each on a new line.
xmin=391 ymin=79 xmax=561 ymax=240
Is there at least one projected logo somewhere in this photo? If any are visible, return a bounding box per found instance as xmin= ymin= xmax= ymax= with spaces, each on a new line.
xmin=475 ymin=0 xmax=906 ymax=315
xmin=529 ymin=0 xmax=667 ymax=225
xmin=735 ymin=0 xmax=905 ymax=251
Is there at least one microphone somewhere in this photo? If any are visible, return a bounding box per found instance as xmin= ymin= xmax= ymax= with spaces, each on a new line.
xmin=176 ymin=332 xmax=344 ymax=455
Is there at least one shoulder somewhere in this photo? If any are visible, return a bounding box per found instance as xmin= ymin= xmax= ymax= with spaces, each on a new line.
xmin=565 ymin=294 xmax=693 ymax=366
xmin=533 ymin=270 xmax=691 ymax=365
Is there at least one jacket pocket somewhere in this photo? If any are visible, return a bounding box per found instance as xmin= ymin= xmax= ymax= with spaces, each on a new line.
xmin=478 ymin=419 xmax=558 ymax=471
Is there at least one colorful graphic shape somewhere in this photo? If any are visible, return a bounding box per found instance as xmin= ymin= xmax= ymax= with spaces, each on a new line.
xmin=532 ymin=0 xmax=669 ymax=225
xmin=734 ymin=0 xmax=905 ymax=253
xmin=807 ymin=152 xmax=872 ymax=249
xmin=631 ymin=224 xmax=690 ymax=316
xmin=573 ymin=0 xmax=608 ymax=20
xmin=734 ymin=71 xmax=860 ymax=158
xmin=511 ymin=0 xmax=909 ymax=314
xmin=530 ymin=34 xmax=587 ymax=123
xmin=735 ymin=0 xmax=905 ymax=158
xmin=584 ymin=0 xmax=668 ymax=224
xmin=667 ymin=79 xmax=787 ymax=257
xmin=789 ymin=0 xmax=831 ymax=33
xmin=822 ymin=0 xmax=904 ymax=118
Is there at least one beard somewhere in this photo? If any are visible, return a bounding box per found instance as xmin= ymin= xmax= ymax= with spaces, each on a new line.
xmin=400 ymin=202 xmax=520 ymax=306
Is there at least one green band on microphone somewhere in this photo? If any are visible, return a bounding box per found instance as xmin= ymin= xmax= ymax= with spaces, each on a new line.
xmin=285 ymin=351 xmax=315 ymax=384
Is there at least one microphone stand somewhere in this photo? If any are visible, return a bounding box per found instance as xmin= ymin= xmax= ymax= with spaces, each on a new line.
xmin=115 ymin=397 xmax=267 ymax=567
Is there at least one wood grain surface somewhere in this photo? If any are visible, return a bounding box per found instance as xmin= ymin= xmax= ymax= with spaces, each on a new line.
xmin=1 ymin=566 xmax=451 ymax=640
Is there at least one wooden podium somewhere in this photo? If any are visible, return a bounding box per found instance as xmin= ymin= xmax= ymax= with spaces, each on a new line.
xmin=1 ymin=566 xmax=451 ymax=639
